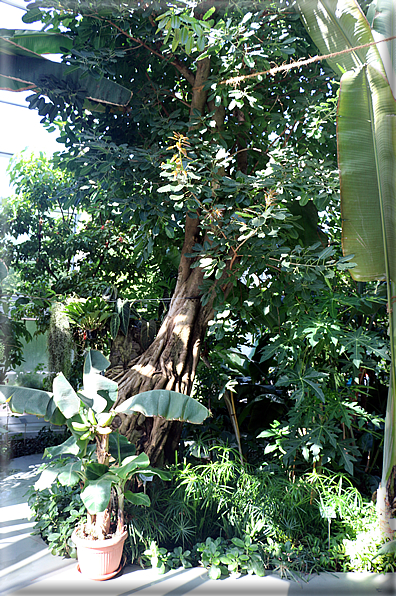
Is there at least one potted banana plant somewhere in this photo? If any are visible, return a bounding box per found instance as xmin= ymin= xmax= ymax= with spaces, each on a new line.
xmin=0 ymin=349 xmax=210 ymax=580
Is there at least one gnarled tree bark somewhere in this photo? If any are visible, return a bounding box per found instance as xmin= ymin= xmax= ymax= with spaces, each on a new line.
xmin=108 ymin=217 xmax=220 ymax=466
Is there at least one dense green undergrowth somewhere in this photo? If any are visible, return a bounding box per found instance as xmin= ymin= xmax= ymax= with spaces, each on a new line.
xmin=27 ymin=444 xmax=395 ymax=578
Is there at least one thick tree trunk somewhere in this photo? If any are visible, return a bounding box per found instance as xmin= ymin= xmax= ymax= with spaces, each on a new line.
xmin=108 ymin=217 xmax=219 ymax=466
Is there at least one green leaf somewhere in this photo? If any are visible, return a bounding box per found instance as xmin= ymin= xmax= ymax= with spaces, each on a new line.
xmin=53 ymin=373 xmax=80 ymax=418
xmin=338 ymin=444 xmax=357 ymax=475
xmin=58 ymin=461 xmax=81 ymax=486
xmin=338 ymin=64 xmax=396 ymax=282
xmin=115 ymin=389 xmax=210 ymax=424
xmin=0 ymin=39 xmax=131 ymax=107
xmin=85 ymin=462 xmax=109 ymax=480
xmin=115 ymin=453 xmax=150 ymax=479
xmin=0 ymin=29 xmax=73 ymax=55
xmin=296 ymin=0 xmax=385 ymax=77
xmin=231 ymin=537 xmax=245 ymax=548
xmin=171 ymin=28 xmax=180 ymax=53
xmin=185 ymin=34 xmax=194 ymax=55
xmin=373 ymin=539 xmax=396 ymax=558
xmin=81 ymin=475 xmax=113 ymax=514
xmin=21 ymin=9 xmax=43 ymax=24
xmin=241 ymin=12 xmax=253 ymax=25
xmin=197 ymin=35 xmax=206 ymax=52
xmin=208 ymin=565 xmax=222 ymax=580
xmin=108 ymin=432 xmax=136 ymax=461
xmin=124 ymin=491 xmax=151 ymax=507
xmin=44 ymin=436 xmax=79 ymax=459
xmin=371 ymin=0 xmax=396 ymax=90
xmin=202 ymin=6 xmax=216 ymax=20
xmin=109 ymin=312 xmax=120 ymax=340
xmin=243 ymin=54 xmax=255 ymax=68
xmin=141 ymin=466 xmax=172 ymax=482
xmin=44 ymin=397 xmax=67 ymax=426
xmin=251 ymin=561 xmax=266 ymax=576
xmin=35 ymin=462 xmax=65 ymax=491
xmin=82 ymin=350 xmax=118 ymax=408
xmin=83 ymin=349 xmax=110 ymax=375
xmin=0 ymin=384 xmax=51 ymax=418
xmin=304 ymin=379 xmax=325 ymax=402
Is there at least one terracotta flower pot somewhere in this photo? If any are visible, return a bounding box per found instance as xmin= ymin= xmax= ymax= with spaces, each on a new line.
xmin=72 ymin=529 xmax=128 ymax=580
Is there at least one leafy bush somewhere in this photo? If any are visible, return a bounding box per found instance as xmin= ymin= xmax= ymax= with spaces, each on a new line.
xmin=152 ymin=444 xmax=369 ymax=548
xmin=26 ymin=476 xmax=86 ymax=558
xmin=135 ymin=444 xmax=396 ymax=576
xmin=25 ymin=442 xmax=396 ymax=576
xmin=142 ymin=541 xmax=194 ymax=575
xmin=1 ymin=426 xmax=70 ymax=460
xmin=342 ymin=507 xmax=396 ymax=573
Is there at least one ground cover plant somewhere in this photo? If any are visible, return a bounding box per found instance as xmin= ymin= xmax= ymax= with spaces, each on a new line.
xmin=28 ymin=440 xmax=396 ymax=576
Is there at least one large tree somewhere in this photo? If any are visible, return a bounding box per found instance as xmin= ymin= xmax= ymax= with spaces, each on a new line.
xmin=1 ymin=0 xmax=339 ymax=464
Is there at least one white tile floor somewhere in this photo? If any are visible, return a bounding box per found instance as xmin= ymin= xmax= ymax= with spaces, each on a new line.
xmin=1 ymin=454 xmax=395 ymax=596
xmin=0 ymin=455 xmax=75 ymax=595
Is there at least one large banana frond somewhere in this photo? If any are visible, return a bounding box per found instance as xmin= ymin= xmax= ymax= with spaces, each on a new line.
xmin=0 ymin=29 xmax=132 ymax=107
xmin=0 ymin=29 xmax=73 ymax=56
xmin=338 ymin=64 xmax=396 ymax=282
xmin=371 ymin=0 xmax=396 ymax=95
xmin=298 ymin=0 xmax=396 ymax=535
xmin=297 ymin=0 xmax=385 ymax=76
xmin=338 ymin=64 xmax=396 ymax=488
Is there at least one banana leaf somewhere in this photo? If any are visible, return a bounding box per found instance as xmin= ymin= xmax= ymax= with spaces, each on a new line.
xmin=371 ymin=0 xmax=396 ymax=95
xmin=0 ymin=29 xmax=73 ymax=56
xmin=338 ymin=64 xmax=396 ymax=282
xmin=115 ymin=389 xmax=210 ymax=424
xmin=83 ymin=350 xmax=118 ymax=408
xmin=0 ymin=384 xmax=52 ymax=417
xmin=296 ymin=0 xmax=385 ymax=76
xmin=0 ymin=29 xmax=132 ymax=107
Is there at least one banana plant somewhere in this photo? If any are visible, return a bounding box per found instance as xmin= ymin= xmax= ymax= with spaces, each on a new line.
xmin=0 ymin=349 xmax=210 ymax=539
xmin=297 ymin=0 xmax=396 ymax=538
xmin=0 ymin=28 xmax=132 ymax=109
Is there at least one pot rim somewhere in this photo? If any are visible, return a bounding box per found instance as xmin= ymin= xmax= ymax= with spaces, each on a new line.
xmin=72 ymin=528 xmax=127 ymax=548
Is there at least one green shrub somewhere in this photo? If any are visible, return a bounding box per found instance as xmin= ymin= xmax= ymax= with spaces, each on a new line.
xmin=342 ymin=506 xmax=396 ymax=572
xmin=1 ymin=426 xmax=70 ymax=460
xmin=26 ymin=477 xmax=86 ymax=558
xmin=25 ymin=441 xmax=396 ymax=576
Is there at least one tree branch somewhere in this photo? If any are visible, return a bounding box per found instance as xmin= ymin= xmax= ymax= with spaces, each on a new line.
xmin=103 ymin=18 xmax=195 ymax=86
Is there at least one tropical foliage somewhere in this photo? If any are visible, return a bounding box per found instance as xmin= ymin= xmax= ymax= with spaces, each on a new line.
xmin=1 ymin=0 xmax=396 ymax=577
xmin=297 ymin=0 xmax=396 ymax=538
